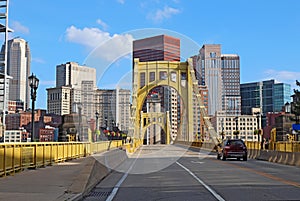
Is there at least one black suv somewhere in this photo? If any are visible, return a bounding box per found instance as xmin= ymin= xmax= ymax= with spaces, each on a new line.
xmin=217 ymin=139 xmax=247 ymax=161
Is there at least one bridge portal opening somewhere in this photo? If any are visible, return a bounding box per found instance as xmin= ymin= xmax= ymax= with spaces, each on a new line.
xmin=141 ymin=85 xmax=187 ymax=144
xmin=143 ymin=124 xmax=166 ymax=145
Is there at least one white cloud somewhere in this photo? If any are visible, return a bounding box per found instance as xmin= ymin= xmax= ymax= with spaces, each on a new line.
xmin=65 ymin=25 xmax=134 ymax=62
xmin=32 ymin=57 xmax=45 ymax=64
xmin=96 ymin=19 xmax=108 ymax=30
xmin=148 ymin=6 xmax=180 ymax=23
xmin=264 ymin=69 xmax=300 ymax=89
xmin=65 ymin=25 xmax=111 ymax=48
xmin=11 ymin=21 xmax=29 ymax=34
xmin=117 ymin=0 xmax=125 ymax=4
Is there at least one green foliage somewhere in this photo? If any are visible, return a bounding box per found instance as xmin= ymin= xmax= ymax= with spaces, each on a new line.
xmin=254 ymin=129 xmax=262 ymax=135
xmin=295 ymin=80 xmax=300 ymax=98
xmin=293 ymin=80 xmax=300 ymax=123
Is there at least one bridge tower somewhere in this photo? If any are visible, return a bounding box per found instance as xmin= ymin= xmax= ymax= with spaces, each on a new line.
xmin=129 ymin=58 xmax=219 ymax=145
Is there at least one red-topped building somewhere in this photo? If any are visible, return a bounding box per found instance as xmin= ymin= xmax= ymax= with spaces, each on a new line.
xmin=133 ymin=35 xmax=180 ymax=62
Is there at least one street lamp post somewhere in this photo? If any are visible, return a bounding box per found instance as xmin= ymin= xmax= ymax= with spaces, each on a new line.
xmin=112 ymin=120 xmax=115 ymax=130
xmin=28 ymin=73 xmax=39 ymax=142
xmin=255 ymin=112 xmax=261 ymax=149
xmin=221 ymin=118 xmax=225 ymax=141
xmin=105 ymin=117 xmax=108 ymax=129
xmin=234 ymin=116 xmax=239 ymax=139
xmin=95 ymin=111 xmax=99 ymax=141
xmin=77 ymin=103 xmax=82 ymax=141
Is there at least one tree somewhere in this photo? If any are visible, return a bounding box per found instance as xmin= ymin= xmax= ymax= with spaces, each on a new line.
xmin=292 ymin=80 xmax=300 ymax=124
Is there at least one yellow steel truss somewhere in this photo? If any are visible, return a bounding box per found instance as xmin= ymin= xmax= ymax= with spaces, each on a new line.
xmin=129 ymin=59 xmax=219 ymax=145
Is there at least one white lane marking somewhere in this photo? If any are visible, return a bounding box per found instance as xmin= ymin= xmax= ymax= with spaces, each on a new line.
xmin=191 ymin=161 xmax=205 ymax=164
xmin=106 ymin=148 xmax=142 ymax=201
xmin=176 ymin=162 xmax=225 ymax=201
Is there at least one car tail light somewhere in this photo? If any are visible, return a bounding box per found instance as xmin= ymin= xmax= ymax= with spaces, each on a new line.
xmin=224 ymin=146 xmax=231 ymax=150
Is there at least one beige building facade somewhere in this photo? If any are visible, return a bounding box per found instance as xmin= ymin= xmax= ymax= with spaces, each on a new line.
xmin=214 ymin=111 xmax=260 ymax=142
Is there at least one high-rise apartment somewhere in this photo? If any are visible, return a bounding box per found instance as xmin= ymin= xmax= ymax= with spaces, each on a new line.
xmin=2 ymin=38 xmax=31 ymax=110
xmin=196 ymin=44 xmax=241 ymax=116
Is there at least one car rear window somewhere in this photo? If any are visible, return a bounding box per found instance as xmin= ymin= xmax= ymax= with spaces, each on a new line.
xmin=226 ymin=140 xmax=244 ymax=146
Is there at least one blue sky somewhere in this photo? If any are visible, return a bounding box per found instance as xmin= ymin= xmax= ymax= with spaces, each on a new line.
xmin=5 ymin=0 xmax=300 ymax=109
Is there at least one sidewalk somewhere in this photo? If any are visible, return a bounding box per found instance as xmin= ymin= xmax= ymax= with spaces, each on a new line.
xmin=0 ymin=149 xmax=127 ymax=201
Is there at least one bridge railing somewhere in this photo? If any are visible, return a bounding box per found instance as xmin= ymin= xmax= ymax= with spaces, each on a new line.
xmin=0 ymin=140 xmax=123 ymax=177
xmin=177 ymin=140 xmax=300 ymax=153
xmin=245 ymin=141 xmax=300 ymax=152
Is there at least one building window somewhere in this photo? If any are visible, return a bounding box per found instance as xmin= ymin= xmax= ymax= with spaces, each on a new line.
xmin=181 ymin=72 xmax=187 ymax=80
xmin=210 ymin=52 xmax=216 ymax=58
xmin=149 ymin=72 xmax=155 ymax=82
xmin=160 ymin=71 xmax=167 ymax=80
xmin=171 ymin=72 xmax=177 ymax=82
xmin=140 ymin=72 xmax=145 ymax=88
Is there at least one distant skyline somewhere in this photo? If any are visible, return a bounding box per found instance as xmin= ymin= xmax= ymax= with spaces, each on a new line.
xmin=3 ymin=0 xmax=300 ymax=109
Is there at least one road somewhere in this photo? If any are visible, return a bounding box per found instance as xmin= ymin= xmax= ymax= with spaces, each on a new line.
xmin=83 ymin=145 xmax=300 ymax=201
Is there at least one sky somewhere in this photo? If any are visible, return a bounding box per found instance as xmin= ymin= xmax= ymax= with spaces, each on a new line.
xmin=4 ymin=0 xmax=300 ymax=109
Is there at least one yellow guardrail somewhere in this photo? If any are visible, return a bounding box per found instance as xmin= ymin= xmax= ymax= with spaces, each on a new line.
xmin=245 ymin=141 xmax=300 ymax=152
xmin=0 ymin=140 xmax=123 ymax=177
xmin=125 ymin=139 xmax=143 ymax=154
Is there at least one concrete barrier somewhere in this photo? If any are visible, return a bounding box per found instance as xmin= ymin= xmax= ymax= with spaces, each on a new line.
xmin=269 ymin=150 xmax=278 ymax=163
xmin=248 ymin=149 xmax=255 ymax=159
xmin=248 ymin=149 xmax=299 ymax=167
xmin=256 ymin=150 xmax=270 ymax=161
xmin=276 ymin=151 xmax=285 ymax=164
xmin=295 ymin=152 xmax=300 ymax=167
xmin=252 ymin=149 xmax=260 ymax=159
xmin=284 ymin=152 xmax=295 ymax=166
xmin=69 ymin=148 xmax=128 ymax=200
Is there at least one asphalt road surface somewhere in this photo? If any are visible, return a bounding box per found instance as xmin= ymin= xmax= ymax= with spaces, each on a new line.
xmin=83 ymin=145 xmax=300 ymax=201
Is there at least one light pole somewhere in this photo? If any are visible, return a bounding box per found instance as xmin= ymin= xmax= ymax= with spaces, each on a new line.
xmin=234 ymin=116 xmax=239 ymax=139
xmin=221 ymin=118 xmax=225 ymax=141
xmin=255 ymin=112 xmax=261 ymax=148
xmin=28 ymin=73 xmax=39 ymax=142
xmin=112 ymin=120 xmax=115 ymax=130
xmin=105 ymin=117 xmax=108 ymax=129
xmin=77 ymin=103 xmax=82 ymax=141
xmin=95 ymin=111 xmax=99 ymax=141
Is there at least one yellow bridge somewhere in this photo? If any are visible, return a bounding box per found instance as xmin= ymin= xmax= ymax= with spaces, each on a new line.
xmin=0 ymin=141 xmax=124 ymax=177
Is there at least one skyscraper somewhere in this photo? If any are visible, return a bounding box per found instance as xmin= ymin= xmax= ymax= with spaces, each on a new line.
xmin=47 ymin=62 xmax=96 ymax=119
xmin=94 ymin=89 xmax=131 ymax=132
xmin=3 ymin=38 xmax=31 ymax=110
xmin=56 ymin=62 xmax=96 ymax=89
xmin=133 ymin=35 xmax=180 ymax=62
xmin=221 ymin=54 xmax=241 ymax=115
xmin=196 ymin=44 xmax=241 ymax=116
